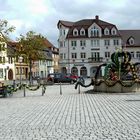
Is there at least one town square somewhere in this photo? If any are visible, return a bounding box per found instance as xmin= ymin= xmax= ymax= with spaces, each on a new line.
xmin=0 ymin=0 xmax=140 ymax=139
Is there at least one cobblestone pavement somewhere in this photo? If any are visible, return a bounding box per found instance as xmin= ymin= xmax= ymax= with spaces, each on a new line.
xmin=0 ymin=80 xmax=140 ymax=140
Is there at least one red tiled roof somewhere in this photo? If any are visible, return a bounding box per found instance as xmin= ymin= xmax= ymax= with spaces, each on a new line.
xmin=44 ymin=39 xmax=54 ymax=48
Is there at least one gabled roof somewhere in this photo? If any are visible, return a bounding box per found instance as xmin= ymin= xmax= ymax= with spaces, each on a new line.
xmin=60 ymin=16 xmax=121 ymax=39
xmin=44 ymin=39 xmax=54 ymax=48
xmin=57 ymin=20 xmax=74 ymax=28
xmin=44 ymin=39 xmax=59 ymax=54
xmin=119 ymin=30 xmax=140 ymax=47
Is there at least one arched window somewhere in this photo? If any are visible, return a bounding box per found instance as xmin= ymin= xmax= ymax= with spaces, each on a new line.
xmin=61 ymin=67 xmax=67 ymax=74
xmin=71 ymin=67 xmax=78 ymax=76
xmin=80 ymin=66 xmax=87 ymax=77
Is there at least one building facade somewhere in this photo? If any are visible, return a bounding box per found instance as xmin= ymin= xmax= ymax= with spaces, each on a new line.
xmin=57 ymin=16 xmax=122 ymax=77
xmin=0 ymin=34 xmax=16 ymax=81
xmin=32 ymin=39 xmax=59 ymax=78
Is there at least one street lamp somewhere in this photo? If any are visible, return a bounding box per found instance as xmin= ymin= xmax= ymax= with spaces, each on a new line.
xmin=19 ymin=56 xmax=23 ymax=88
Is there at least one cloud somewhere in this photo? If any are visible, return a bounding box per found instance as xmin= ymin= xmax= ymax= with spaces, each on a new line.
xmin=0 ymin=0 xmax=140 ymax=47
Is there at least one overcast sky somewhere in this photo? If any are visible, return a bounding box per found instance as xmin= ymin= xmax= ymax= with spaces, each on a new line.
xmin=0 ymin=0 xmax=140 ymax=47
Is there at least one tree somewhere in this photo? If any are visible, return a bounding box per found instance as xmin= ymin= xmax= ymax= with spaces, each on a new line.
xmin=17 ymin=31 xmax=48 ymax=85
xmin=0 ymin=19 xmax=15 ymax=41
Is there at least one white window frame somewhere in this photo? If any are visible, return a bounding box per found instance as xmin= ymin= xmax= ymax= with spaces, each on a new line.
xmin=91 ymin=40 xmax=100 ymax=47
xmin=111 ymin=27 xmax=117 ymax=35
xmin=104 ymin=28 xmax=109 ymax=35
xmin=81 ymin=52 xmax=86 ymax=58
xmin=73 ymin=28 xmax=78 ymax=36
xmin=80 ymin=28 xmax=85 ymax=36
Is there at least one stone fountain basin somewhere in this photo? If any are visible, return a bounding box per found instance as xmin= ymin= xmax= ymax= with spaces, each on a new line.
xmin=93 ymin=80 xmax=140 ymax=93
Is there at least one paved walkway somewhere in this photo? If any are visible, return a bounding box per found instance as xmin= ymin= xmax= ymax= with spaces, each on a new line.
xmin=0 ymin=80 xmax=140 ymax=140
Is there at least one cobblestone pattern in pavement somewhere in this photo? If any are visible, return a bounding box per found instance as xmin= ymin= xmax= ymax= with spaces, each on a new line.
xmin=0 ymin=83 xmax=140 ymax=140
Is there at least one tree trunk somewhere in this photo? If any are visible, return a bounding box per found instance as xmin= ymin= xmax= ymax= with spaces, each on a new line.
xmin=29 ymin=58 xmax=32 ymax=86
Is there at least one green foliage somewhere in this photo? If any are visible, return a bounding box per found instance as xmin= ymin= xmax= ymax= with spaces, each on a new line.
xmin=0 ymin=19 xmax=15 ymax=43
xmin=0 ymin=19 xmax=15 ymax=34
xmin=17 ymin=31 xmax=47 ymax=61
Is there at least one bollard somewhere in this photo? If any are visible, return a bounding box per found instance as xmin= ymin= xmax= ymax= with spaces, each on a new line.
xmin=78 ymin=84 xmax=80 ymax=94
xmin=13 ymin=80 xmax=15 ymax=89
xmin=23 ymin=84 xmax=26 ymax=97
xmin=60 ymin=82 xmax=62 ymax=95
xmin=42 ymin=85 xmax=45 ymax=96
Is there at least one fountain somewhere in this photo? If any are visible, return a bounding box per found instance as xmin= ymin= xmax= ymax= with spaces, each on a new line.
xmin=75 ymin=50 xmax=140 ymax=93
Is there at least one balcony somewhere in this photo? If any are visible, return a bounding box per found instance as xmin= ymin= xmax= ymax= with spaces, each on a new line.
xmin=88 ymin=57 xmax=103 ymax=63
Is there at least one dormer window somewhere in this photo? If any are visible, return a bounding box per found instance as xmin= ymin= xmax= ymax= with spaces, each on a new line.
xmin=111 ymin=27 xmax=117 ymax=35
xmin=104 ymin=28 xmax=109 ymax=35
xmin=73 ymin=28 xmax=78 ymax=36
xmin=128 ymin=37 xmax=135 ymax=45
xmin=91 ymin=26 xmax=99 ymax=37
xmin=80 ymin=28 xmax=85 ymax=36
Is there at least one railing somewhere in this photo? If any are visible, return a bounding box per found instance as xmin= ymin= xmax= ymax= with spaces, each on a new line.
xmin=88 ymin=57 xmax=103 ymax=63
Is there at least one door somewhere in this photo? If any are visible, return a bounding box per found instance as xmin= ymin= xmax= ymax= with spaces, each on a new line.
xmin=8 ymin=69 xmax=13 ymax=80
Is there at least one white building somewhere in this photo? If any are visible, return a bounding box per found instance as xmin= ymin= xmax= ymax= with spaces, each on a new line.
xmin=120 ymin=30 xmax=140 ymax=63
xmin=57 ymin=16 xmax=122 ymax=77
xmin=0 ymin=34 xmax=16 ymax=81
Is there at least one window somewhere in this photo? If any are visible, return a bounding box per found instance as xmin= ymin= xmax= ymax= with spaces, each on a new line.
xmin=111 ymin=28 xmax=117 ymax=35
xmin=0 ymin=57 xmax=2 ymax=63
xmin=60 ymin=29 xmax=62 ymax=36
xmin=81 ymin=53 xmax=86 ymax=58
xmin=64 ymin=53 xmax=66 ymax=59
xmin=130 ymin=52 xmax=134 ymax=58
xmin=91 ymin=26 xmax=99 ymax=37
xmin=71 ymin=41 xmax=77 ymax=46
xmin=0 ymin=43 xmax=6 ymax=51
xmin=80 ymin=28 xmax=85 ymax=35
xmin=105 ymin=52 xmax=110 ymax=58
xmin=136 ymin=51 xmax=140 ymax=59
xmin=91 ymin=40 xmax=100 ymax=47
xmin=63 ymin=41 xmax=65 ymax=47
xmin=104 ymin=28 xmax=109 ymax=35
xmin=91 ymin=52 xmax=100 ymax=61
xmin=71 ymin=53 xmax=77 ymax=59
xmin=80 ymin=40 xmax=86 ymax=46
xmin=60 ymin=53 xmax=63 ymax=59
xmin=91 ymin=52 xmax=100 ymax=58
xmin=113 ymin=39 xmax=119 ymax=46
xmin=3 ymin=57 xmax=5 ymax=63
xmin=60 ymin=41 xmax=63 ymax=47
xmin=104 ymin=40 xmax=110 ymax=46
xmin=129 ymin=38 xmax=134 ymax=45
xmin=73 ymin=29 xmax=78 ymax=36
xmin=0 ymin=69 xmax=3 ymax=78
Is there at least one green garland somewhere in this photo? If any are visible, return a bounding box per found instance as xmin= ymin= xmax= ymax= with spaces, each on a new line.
xmin=94 ymin=79 xmax=140 ymax=87
xmin=25 ymin=84 xmax=41 ymax=91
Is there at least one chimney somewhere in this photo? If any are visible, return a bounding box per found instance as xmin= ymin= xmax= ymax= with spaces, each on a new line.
xmin=95 ymin=15 xmax=99 ymax=20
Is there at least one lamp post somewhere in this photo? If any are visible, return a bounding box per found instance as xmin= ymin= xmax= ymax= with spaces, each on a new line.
xmin=19 ymin=56 xmax=23 ymax=88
